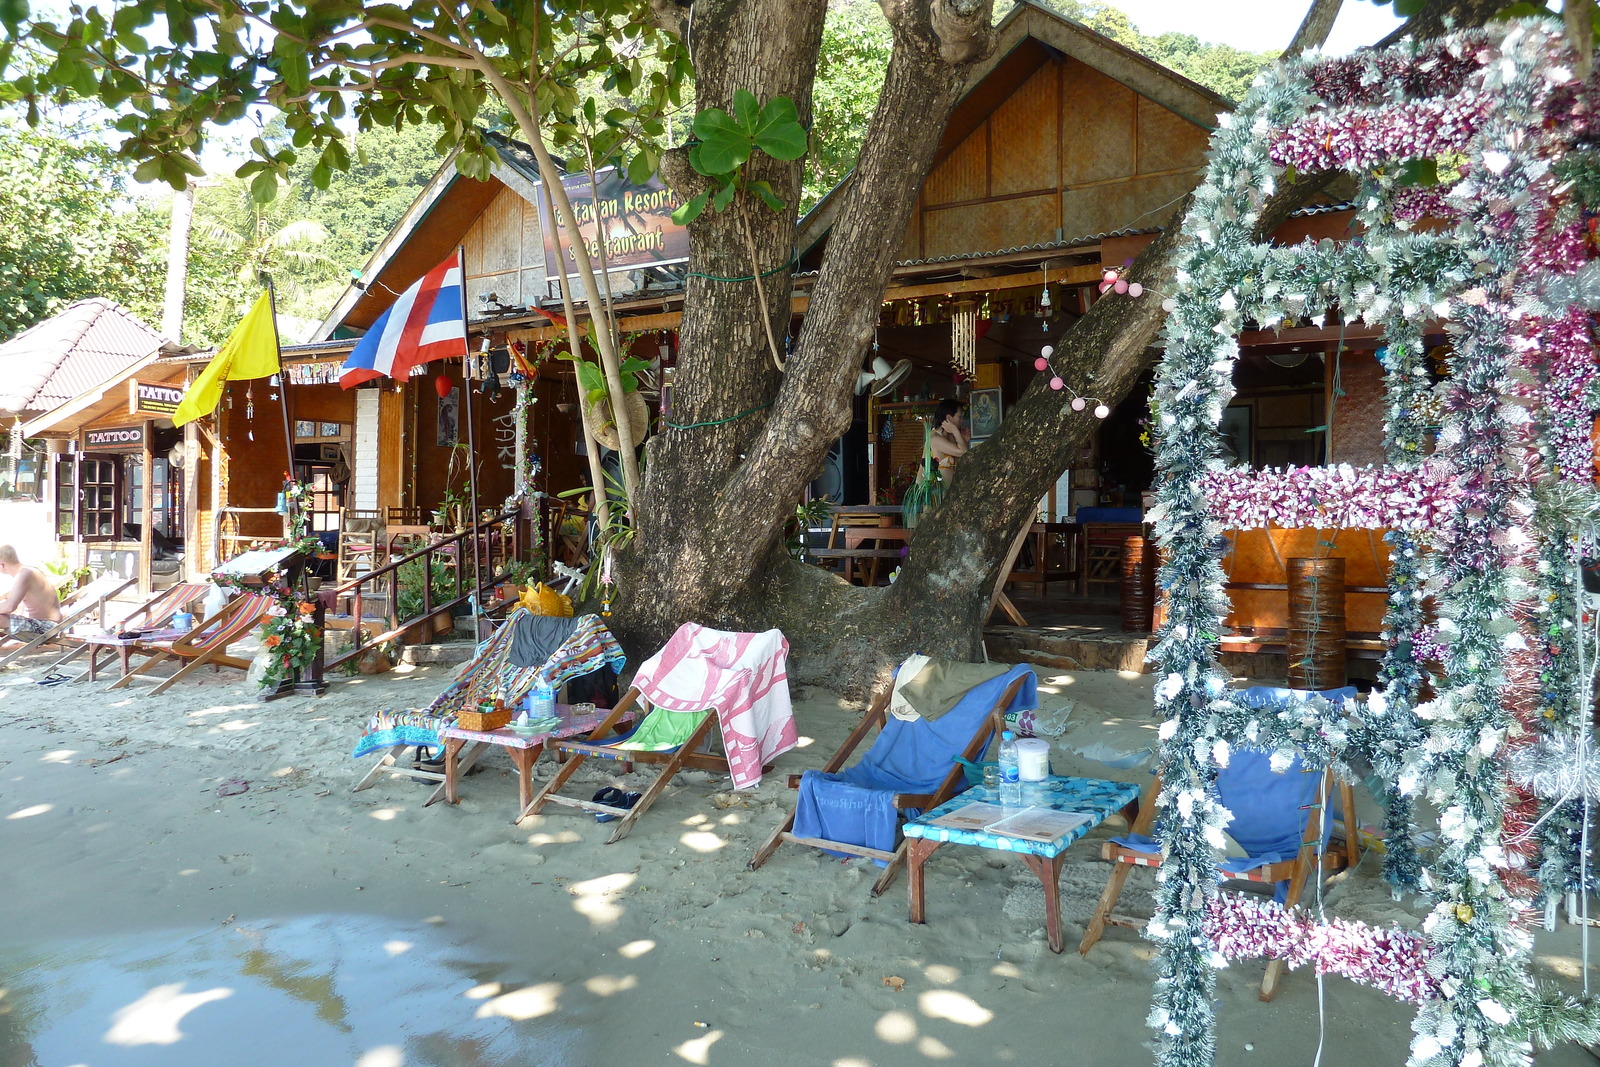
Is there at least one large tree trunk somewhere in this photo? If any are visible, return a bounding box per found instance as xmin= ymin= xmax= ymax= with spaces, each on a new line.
xmin=611 ymin=0 xmax=1502 ymax=696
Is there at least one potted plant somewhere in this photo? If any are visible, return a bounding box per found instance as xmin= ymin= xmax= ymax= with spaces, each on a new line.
xmin=396 ymin=555 xmax=458 ymax=638
xmin=495 ymin=559 xmax=537 ymax=603
xmin=560 ymin=349 xmax=652 ymax=451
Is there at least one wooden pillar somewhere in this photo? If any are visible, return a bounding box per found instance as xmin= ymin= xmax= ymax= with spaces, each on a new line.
xmin=139 ymin=419 xmax=154 ymax=595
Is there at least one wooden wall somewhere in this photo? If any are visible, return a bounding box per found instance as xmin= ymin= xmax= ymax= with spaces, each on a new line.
xmin=903 ymin=58 xmax=1211 ymax=260
xmin=463 ymin=184 xmax=547 ymax=313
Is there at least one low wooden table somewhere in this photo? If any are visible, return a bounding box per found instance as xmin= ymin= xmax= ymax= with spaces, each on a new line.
xmin=439 ymin=704 xmax=633 ymax=822
xmin=80 ymin=627 xmax=185 ymax=681
xmin=902 ymin=774 xmax=1142 ymax=952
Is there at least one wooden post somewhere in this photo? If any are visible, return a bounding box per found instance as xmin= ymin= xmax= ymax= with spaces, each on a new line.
xmin=139 ymin=419 xmax=154 ymax=595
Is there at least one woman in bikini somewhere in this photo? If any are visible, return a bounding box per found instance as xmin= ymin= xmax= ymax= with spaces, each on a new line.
xmin=929 ymin=398 xmax=969 ymax=485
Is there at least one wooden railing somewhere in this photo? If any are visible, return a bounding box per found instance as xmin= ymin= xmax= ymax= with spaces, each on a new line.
xmin=324 ymin=508 xmax=524 ymax=672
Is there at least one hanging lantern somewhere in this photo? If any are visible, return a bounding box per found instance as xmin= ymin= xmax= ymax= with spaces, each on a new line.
xmin=434 ymin=373 xmax=452 ymax=399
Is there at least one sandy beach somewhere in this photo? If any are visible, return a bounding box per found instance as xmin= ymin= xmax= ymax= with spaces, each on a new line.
xmin=1 ymin=646 xmax=1595 ymax=1067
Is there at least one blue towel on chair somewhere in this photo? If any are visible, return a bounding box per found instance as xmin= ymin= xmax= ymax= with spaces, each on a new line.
xmin=792 ymin=663 xmax=1038 ymax=864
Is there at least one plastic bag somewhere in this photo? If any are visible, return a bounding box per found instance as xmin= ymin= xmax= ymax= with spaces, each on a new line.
xmin=517 ymin=582 xmax=573 ymax=617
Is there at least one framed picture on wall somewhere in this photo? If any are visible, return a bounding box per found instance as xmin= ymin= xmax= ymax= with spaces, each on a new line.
xmin=437 ymin=388 xmax=460 ymax=447
xmin=968 ymin=388 xmax=1002 ymax=440
xmin=319 ymin=444 xmax=342 ymax=462
xmin=1220 ymin=404 xmax=1252 ymax=467
xmin=320 ymin=421 xmax=343 ymax=438
xmin=294 ymin=419 xmax=316 ymax=439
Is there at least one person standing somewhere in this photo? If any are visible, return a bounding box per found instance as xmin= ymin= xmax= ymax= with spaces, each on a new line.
xmin=0 ymin=545 xmax=63 ymax=643
xmin=930 ymin=398 xmax=969 ymax=485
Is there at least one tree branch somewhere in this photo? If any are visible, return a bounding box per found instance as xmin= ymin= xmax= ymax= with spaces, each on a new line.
xmin=647 ymin=0 xmax=691 ymax=38
xmin=1379 ymin=0 xmax=1506 ymax=46
xmin=1287 ymin=0 xmax=1344 ymax=58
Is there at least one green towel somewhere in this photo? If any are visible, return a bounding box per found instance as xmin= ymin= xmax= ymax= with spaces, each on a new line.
xmin=612 ymin=706 xmax=711 ymax=752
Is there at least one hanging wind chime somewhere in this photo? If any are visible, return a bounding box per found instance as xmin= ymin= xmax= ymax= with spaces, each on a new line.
xmin=951 ymin=302 xmax=977 ymax=381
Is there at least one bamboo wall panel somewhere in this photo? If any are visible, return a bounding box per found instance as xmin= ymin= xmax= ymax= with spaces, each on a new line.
xmin=924 ymin=195 xmax=1057 ymax=259
xmin=1221 ymin=528 xmax=1391 ymax=634
xmin=925 ymin=132 xmax=988 ymax=206
xmin=1329 ymin=352 xmax=1387 ymax=466
xmin=1060 ymin=62 xmax=1135 ymax=187
xmin=1137 ymin=96 xmax=1209 ymax=175
xmin=990 ymin=66 xmax=1059 ymax=197
xmin=1060 ymin=171 xmax=1194 ymax=240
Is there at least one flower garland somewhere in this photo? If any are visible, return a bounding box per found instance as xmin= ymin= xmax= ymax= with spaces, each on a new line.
xmin=214 ymin=534 xmax=324 ymax=691
xmin=1197 ymin=463 xmax=1458 ymax=531
xmin=1150 ymin=20 xmax=1600 ymax=1067
xmin=1205 ymin=896 xmax=1438 ymax=1005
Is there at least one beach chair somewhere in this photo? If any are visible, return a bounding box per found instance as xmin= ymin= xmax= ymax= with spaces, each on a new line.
xmin=0 ymin=572 xmax=135 ymax=669
xmin=1078 ymin=685 xmax=1361 ymax=1001
xmin=105 ymin=592 xmax=273 ymax=695
xmin=522 ymin=623 xmax=795 ymax=843
xmin=749 ymin=658 xmax=1036 ymax=895
xmin=351 ymin=610 xmax=626 ymax=803
xmin=36 ymin=581 xmax=207 ymax=682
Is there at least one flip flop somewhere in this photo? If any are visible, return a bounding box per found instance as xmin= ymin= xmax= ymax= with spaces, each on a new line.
xmin=595 ymin=790 xmax=642 ymax=823
xmin=591 ymin=786 xmax=626 ymax=821
xmin=36 ymin=673 xmax=67 ymax=687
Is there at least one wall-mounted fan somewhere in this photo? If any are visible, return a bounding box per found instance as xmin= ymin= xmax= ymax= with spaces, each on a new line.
xmin=855 ymin=355 xmax=913 ymax=396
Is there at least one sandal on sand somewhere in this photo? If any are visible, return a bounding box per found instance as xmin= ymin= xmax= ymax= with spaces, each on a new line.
xmin=594 ymin=789 xmax=642 ymax=823
xmin=37 ymin=673 xmax=67 ymax=687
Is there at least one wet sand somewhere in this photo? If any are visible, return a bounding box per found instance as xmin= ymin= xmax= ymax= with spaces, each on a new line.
xmin=0 ymin=653 xmax=1595 ymax=1066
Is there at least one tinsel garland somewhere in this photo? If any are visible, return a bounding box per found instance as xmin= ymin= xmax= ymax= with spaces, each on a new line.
xmin=1151 ymin=19 xmax=1600 ymax=1067
xmin=1197 ymin=463 xmax=1457 ymax=531
xmin=1204 ymin=896 xmax=1438 ymax=1005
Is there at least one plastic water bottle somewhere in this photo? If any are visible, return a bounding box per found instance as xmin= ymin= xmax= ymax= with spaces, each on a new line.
xmin=998 ymin=731 xmax=1023 ymax=807
xmin=531 ymin=681 xmax=556 ymax=720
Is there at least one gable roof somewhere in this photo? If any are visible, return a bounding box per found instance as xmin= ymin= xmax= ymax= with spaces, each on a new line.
xmin=0 ymin=299 xmax=169 ymax=419
xmin=795 ymin=0 xmax=1231 ymax=260
xmin=310 ymin=133 xmax=552 ymax=343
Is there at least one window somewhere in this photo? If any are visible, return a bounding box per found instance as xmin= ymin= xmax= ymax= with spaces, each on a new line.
xmin=124 ymin=457 xmax=183 ymax=539
xmin=55 ymin=455 xmax=122 ymax=542
xmin=296 ymin=464 xmax=343 ymax=533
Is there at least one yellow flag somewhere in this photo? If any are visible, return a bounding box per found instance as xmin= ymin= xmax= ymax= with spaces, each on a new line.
xmin=173 ymin=291 xmax=281 ymax=427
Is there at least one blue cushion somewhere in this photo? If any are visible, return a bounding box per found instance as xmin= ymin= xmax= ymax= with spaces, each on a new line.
xmin=1076 ymin=507 xmax=1143 ymax=524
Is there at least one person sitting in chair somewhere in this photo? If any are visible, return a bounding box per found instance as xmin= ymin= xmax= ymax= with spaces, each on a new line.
xmin=0 ymin=545 xmax=62 ymax=644
xmin=930 ymin=398 xmax=969 ymax=485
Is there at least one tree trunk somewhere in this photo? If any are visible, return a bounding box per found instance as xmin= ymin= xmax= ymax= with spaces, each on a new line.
xmin=609 ymin=0 xmax=1505 ymax=695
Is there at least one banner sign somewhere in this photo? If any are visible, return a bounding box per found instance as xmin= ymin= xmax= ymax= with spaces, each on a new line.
xmin=83 ymin=425 xmax=146 ymax=451
xmin=539 ymin=167 xmax=688 ymax=282
xmin=129 ymin=379 xmax=184 ymax=417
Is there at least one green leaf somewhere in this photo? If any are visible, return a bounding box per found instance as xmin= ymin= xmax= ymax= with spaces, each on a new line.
xmin=250 ymin=169 xmax=279 ymax=203
xmin=732 ymin=87 xmax=759 ymax=134
xmin=710 ymin=181 xmax=735 ymax=212
xmin=752 ymin=96 xmax=807 ymax=160
xmin=670 ymin=190 xmax=709 ymax=226
xmin=0 ymin=0 xmax=28 ymax=31
xmin=626 ymin=149 xmax=654 ymax=185
xmin=748 ymin=179 xmax=786 ymax=213
xmin=690 ymin=106 xmax=751 ymax=175
xmin=1396 ymin=158 xmax=1439 ymax=186
xmin=1393 ymin=0 xmax=1426 ymax=13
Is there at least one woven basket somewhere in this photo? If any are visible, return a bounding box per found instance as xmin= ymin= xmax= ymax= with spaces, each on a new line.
xmin=583 ymin=390 xmax=650 ymax=451
xmin=457 ymin=705 xmax=512 ymax=732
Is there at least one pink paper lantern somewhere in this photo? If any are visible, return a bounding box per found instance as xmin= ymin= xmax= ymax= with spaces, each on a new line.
xmin=1035 ymin=357 xmax=1049 ymax=371
xmin=1050 ymin=377 xmax=1065 ymax=391
xmin=1070 ymin=396 xmax=1086 ymax=411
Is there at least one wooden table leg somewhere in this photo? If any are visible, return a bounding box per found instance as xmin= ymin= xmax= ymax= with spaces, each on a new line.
xmin=509 ymin=742 xmax=543 ymax=822
xmin=442 ymin=737 xmax=468 ymax=805
xmin=906 ymin=839 xmax=941 ymax=925
xmin=1023 ymin=852 xmax=1069 ymax=953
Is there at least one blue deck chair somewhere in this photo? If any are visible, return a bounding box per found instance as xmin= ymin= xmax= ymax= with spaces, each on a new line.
xmin=749 ymin=660 xmax=1037 ymax=896
xmin=1079 ymin=685 xmax=1362 ymax=1001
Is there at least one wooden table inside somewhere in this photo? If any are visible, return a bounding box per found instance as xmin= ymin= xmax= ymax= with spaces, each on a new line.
xmin=439 ymin=704 xmax=634 ymax=821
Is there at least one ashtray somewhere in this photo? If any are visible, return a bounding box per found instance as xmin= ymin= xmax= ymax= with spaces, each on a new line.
xmin=509 ymin=717 xmax=560 ymax=736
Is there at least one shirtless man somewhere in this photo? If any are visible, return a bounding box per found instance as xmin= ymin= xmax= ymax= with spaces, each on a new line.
xmin=0 ymin=545 xmax=62 ymax=644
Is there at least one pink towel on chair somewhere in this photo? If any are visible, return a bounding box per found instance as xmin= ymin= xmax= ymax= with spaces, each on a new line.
xmin=631 ymin=623 xmax=795 ymax=790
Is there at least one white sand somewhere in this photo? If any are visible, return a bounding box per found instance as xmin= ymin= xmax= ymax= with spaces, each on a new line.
xmin=1 ymin=648 xmax=1595 ymax=1065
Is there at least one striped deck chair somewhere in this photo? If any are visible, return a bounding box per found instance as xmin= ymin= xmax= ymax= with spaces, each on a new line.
xmin=36 ymin=582 xmax=208 ymax=682
xmin=0 ymin=572 xmax=135 ymax=669
xmin=351 ymin=610 xmax=625 ymax=802
xmin=523 ymin=624 xmax=795 ymax=844
xmin=1078 ymin=685 xmax=1362 ymax=1002
xmin=106 ymin=592 xmax=273 ymax=696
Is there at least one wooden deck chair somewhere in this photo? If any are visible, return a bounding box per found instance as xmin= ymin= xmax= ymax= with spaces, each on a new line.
xmin=36 ymin=581 xmax=207 ymax=680
xmin=0 ymin=572 xmax=134 ymax=669
xmin=749 ymin=659 xmax=1036 ymax=895
xmin=337 ymin=509 xmax=385 ymax=584
xmin=523 ymin=624 xmax=794 ymax=844
xmin=351 ymin=610 xmax=626 ymax=804
xmin=106 ymin=592 xmax=272 ymax=696
xmin=1079 ymin=685 xmax=1362 ymax=1002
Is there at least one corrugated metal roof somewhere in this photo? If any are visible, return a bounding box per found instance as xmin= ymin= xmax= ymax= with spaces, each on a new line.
xmin=0 ymin=299 xmax=167 ymax=416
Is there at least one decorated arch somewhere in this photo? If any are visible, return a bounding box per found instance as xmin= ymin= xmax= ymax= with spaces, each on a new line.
xmin=1149 ymin=19 xmax=1600 ymax=1067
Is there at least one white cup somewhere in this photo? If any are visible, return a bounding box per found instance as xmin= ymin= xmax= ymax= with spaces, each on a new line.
xmin=1016 ymin=738 xmax=1051 ymax=782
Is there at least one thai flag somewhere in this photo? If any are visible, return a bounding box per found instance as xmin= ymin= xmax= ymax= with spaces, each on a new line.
xmin=340 ymin=250 xmax=468 ymax=388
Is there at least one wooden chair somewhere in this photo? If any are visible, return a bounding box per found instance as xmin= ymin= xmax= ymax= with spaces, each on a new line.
xmin=1079 ymin=522 xmax=1146 ymax=597
xmin=1079 ymin=688 xmax=1362 ymax=1001
xmin=40 ymin=581 xmax=207 ymax=681
xmin=0 ymin=572 xmax=135 ymax=669
xmin=523 ymin=624 xmax=794 ymax=844
xmin=749 ymin=661 xmax=1033 ymax=895
xmin=548 ymin=501 xmax=590 ymax=568
xmin=387 ymin=506 xmax=426 ymax=527
xmin=105 ymin=592 xmax=272 ymax=696
xmin=337 ymin=509 xmax=385 ymax=584
xmin=827 ymin=512 xmax=892 ymax=586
